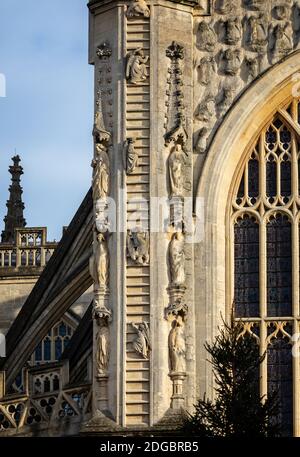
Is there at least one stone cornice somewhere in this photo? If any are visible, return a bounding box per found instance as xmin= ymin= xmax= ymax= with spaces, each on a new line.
xmin=88 ymin=0 xmax=210 ymax=13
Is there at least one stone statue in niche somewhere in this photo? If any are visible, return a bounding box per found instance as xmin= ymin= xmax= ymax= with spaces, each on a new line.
xmin=271 ymin=22 xmax=293 ymax=63
xmin=248 ymin=14 xmax=268 ymax=52
xmin=131 ymin=322 xmax=151 ymax=359
xmin=197 ymin=56 xmax=217 ymax=86
xmin=223 ymin=48 xmax=242 ymax=75
xmin=223 ymin=17 xmax=242 ymax=45
xmin=124 ymin=138 xmax=138 ymax=174
xmin=195 ymin=95 xmax=216 ymax=122
xmin=247 ymin=0 xmax=265 ymax=11
xmin=196 ymin=21 xmax=217 ymax=52
xmin=95 ymin=315 xmax=110 ymax=377
xmin=217 ymin=0 xmax=234 ymax=15
xmin=126 ymin=48 xmax=149 ymax=84
xmin=168 ymin=143 xmax=188 ymax=198
xmin=92 ymin=232 xmax=110 ymax=289
xmin=169 ymin=231 xmax=185 ymax=287
xmin=127 ymin=230 xmax=150 ymax=265
xmin=126 ymin=0 xmax=150 ymax=18
xmin=168 ymin=315 xmax=186 ymax=373
xmin=195 ymin=127 xmax=209 ymax=154
xmin=92 ymin=143 xmax=110 ymax=201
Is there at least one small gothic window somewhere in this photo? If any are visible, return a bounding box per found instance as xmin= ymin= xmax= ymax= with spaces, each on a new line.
xmin=31 ymin=318 xmax=76 ymax=365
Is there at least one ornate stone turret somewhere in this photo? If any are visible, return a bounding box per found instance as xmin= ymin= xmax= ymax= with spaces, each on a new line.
xmin=1 ymin=155 xmax=26 ymax=243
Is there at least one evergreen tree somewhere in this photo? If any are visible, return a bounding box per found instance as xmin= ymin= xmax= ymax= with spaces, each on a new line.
xmin=185 ymin=318 xmax=279 ymax=437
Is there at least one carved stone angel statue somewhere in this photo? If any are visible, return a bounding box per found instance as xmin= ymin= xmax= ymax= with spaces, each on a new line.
xmin=168 ymin=315 xmax=186 ymax=373
xmin=124 ymin=138 xmax=138 ymax=174
xmin=217 ymin=0 xmax=233 ymax=14
xmin=95 ymin=316 xmax=110 ymax=377
xmin=126 ymin=49 xmax=149 ymax=84
xmin=248 ymin=14 xmax=268 ymax=52
xmin=92 ymin=143 xmax=110 ymax=201
xmin=196 ymin=22 xmax=217 ymax=52
xmin=224 ymin=17 xmax=242 ymax=45
xmin=271 ymin=22 xmax=293 ymax=63
xmin=168 ymin=143 xmax=188 ymax=198
xmin=91 ymin=232 xmax=110 ymax=289
xmin=127 ymin=230 xmax=150 ymax=265
xmin=223 ymin=48 xmax=242 ymax=76
xmin=218 ymin=77 xmax=240 ymax=116
xmin=126 ymin=0 xmax=150 ymax=18
xmin=169 ymin=231 xmax=185 ymax=287
xmin=195 ymin=95 xmax=216 ymax=122
xmin=131 ymin=322 xmax=151 ymax=359
xmin=197 ymin=56 xmax=217 ymax=86
xmin=247 ymin=0 xmax=265 ymax=11
xmin=195 ymin=127 xmax=209 ymax=154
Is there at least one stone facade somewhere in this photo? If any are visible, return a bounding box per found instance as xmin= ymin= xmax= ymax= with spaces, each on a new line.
xmin=1 ymin=0 xmax=300 ymax=436
xmin=87 ymin=0 xmax=300 ymax=434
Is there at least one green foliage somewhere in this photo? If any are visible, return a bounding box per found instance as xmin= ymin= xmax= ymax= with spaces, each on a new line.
xmin=185 ymin=319 xmax=279 ymax=437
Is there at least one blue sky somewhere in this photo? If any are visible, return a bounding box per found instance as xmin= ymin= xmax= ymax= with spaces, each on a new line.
xmin=0 ymin=0 xmax=93 ymax=241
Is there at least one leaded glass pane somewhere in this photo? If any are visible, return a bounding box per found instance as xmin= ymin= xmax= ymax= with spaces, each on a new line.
xmin=35 ymin=342 xmax=42 ymax=362
xmin=266 ymin=158 xmax=277 ymax=199
xmin=43 ymin=338 xmax=51 ymax=361
xmin=248 ymin=158 xmax=259 ymax=199
xmin=55 ymin=338 xmax=62 ymax=360
xmin=234 ymin=215 xmax=259 ymax=317
xmin=267 ymin=336 xmax=293 ymax=437
xmin=267 ymin=215 xmax=292 ymax=316
xmin=280 ymin=158 xmax=291 ymax=200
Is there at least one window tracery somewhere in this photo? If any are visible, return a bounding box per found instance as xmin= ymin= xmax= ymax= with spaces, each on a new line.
xmin=32 ymin=320 xmax=74 ymax=365
xmin=231 ymin=98 xmax=300 ymax=435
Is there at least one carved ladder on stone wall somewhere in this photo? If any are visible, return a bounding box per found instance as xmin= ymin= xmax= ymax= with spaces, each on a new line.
xmin=125 ymin=15 xmax=151 ymax=427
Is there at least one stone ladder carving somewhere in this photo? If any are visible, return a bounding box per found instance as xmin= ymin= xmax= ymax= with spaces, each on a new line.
xmin=125 ymin=12 xmax=151 ymax=427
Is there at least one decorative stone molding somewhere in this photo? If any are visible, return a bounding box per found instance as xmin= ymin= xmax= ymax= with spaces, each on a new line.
xmin=95 ymin=41 xmax=113 ymax=133
xmin=165 ymin=298 xmax=188 ymax=321
xmin=165 ymin=42 xmax=188 ymax=147
xmin=96 ymin=41 xmax=112 ymax=60
xmin=91 ymin=40 xmax=114 ymax=417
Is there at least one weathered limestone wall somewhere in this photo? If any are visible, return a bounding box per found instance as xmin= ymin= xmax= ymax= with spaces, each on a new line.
xmin=0 ymin=276 xmax=92 ymax=335
xmin=0 ymin=278 xmax=37 ymax=334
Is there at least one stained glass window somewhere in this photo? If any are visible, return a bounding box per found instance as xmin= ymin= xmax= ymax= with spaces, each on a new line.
xmin=234 ymin=215 xmax=259 ymax=317
xmin=232 ymin=106 xmax=298 ymax=436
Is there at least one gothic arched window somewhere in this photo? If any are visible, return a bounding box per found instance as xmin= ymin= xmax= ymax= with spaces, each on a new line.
xmin=32 ymin=319 xmax=75 ymax=364
xmin=231 ymin=100 xmax=300 ymax=436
